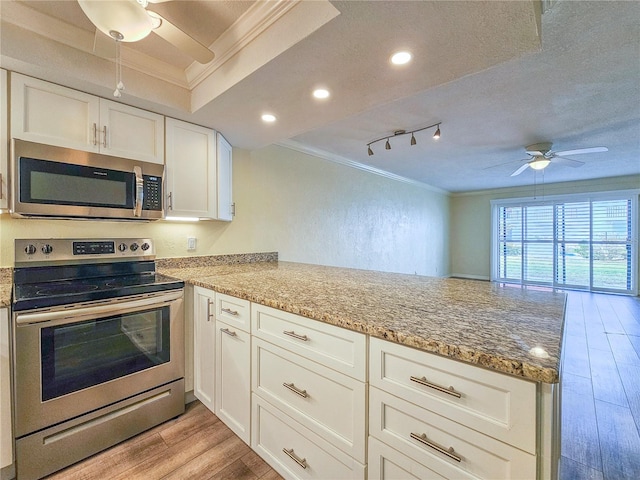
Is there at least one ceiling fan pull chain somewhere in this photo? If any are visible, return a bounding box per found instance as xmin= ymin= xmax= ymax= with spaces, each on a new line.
xmin=113 ymin=38 xmax=124 ymax=98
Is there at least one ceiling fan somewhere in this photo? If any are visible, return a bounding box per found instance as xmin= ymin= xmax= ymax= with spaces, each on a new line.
xmin=508 ymin=142 xmax=608 ymax=176
xmin=78 ymin=0 xmax=215 ymax=64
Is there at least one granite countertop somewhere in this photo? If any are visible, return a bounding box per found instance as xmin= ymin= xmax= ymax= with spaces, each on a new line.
xmin=0 ymin=268 xmax=12 ymax=308
xmin=159 ymin=260 xmax=566 ymax=384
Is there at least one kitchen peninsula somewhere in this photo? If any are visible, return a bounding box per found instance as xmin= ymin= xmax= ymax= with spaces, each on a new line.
xmin=159 ymin=256 xmax=566 ymax=480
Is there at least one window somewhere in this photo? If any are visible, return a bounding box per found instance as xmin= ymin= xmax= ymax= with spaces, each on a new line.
xmin=492 ymin=191 xmax=638 ymax=294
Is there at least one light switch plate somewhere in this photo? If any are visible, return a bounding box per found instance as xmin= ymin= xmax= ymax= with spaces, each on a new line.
xmin=187 ymin=237 xmax=197 ymax=251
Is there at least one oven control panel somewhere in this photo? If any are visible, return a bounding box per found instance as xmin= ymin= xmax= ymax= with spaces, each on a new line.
xmin=15 ymin=238 xmax=155 ymax=265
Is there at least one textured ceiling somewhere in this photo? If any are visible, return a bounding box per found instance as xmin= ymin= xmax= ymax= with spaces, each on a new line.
xmin=1 ymin=0 xmax=639 ymax=193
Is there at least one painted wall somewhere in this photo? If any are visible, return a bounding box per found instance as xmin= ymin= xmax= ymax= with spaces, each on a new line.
xmin=450 ymin=174 xmax=640 ymax=279
xmin=1 ymin=144 xmax=451 ymax=276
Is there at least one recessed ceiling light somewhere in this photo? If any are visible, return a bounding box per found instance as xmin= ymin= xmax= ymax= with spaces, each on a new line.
xmin=390 ymin=51 xmax=412 ymax=65
xmin=261 ymin=113 xmax=276 ymax=123
xmin=313 ymin=88 xmax=330 ymax=99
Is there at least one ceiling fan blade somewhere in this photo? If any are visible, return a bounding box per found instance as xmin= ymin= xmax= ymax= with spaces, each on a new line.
xmin=553 ymin=146 xmax=608 ymax=157
xmin=511 ymin=163 xmax=531 ymax=177
xmin=147 ymin=12 xmax=215 ymax=64
xmin=553 ymin=156 xmax=585 ymax=168
xmin=93 ymin=29 xmax=116 ymax=59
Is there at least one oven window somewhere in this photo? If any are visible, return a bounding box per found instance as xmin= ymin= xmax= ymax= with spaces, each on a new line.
xmin=41 ymin=307 xmax=170 ymax=401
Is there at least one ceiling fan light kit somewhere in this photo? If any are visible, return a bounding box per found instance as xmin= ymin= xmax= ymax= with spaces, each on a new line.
xmin=507 ymin=142 xmax=609 ymax=176
xmin=367 ymin=122 xmax=441 ymax=156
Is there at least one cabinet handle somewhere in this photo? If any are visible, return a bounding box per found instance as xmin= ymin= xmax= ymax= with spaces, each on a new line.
xmin=283 ymin=330 xmax=308 ymax=342
xmin=282 ymin=382 xmax=308 ymax=398
xmin=410 ymin=432 xmax=462 ymax=463
xmin=0 ymin=173 xmax=3 ymax=200
xmin=103 ymin=125 xmax=107 ymax=147
xmin=206 ymin=299 xmax=214 ymax=321
xmin=282 ymin=448 xmax=307 ymax=469
xmin=220 ymin=327 xmax=237 ymax=337
xmin=221 ymin=307 xmax=239 ymax=316
xmin=92 ymin=123 xmax=98 ymax=145
xmin=167 ymin=192 xmax=173 ymax=210
xmin=410 ymin=375 xmax=462 ymax=398
xmin=231 ymin=202 xmax=236 ymax=216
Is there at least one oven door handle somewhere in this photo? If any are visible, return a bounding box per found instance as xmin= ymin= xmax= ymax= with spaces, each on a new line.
xmin=133 ymin=165 xmax=144 ymax=217
xmin=15 ymin=290 xmax=183 ymax=326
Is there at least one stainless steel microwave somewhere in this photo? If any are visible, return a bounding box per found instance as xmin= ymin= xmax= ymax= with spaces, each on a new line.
xmin=11 ymin=139 xmax=164 ymax=220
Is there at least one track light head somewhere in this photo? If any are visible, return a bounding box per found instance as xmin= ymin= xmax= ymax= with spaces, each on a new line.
xmin=385 ymin=139 xmax=391 ymax=150
xmin=367 ymin=145 xmax=374 ymax=156
xmin=433 ymin=125 xmax=441 ymax=140
xmin=410 ymin=133 xmax=416 ymax=146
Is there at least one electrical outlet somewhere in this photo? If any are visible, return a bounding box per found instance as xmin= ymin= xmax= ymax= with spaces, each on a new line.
xmin=187 ymin=237 xmax=197 ymax=251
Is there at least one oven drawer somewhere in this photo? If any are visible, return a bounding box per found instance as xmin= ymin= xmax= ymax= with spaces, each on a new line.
xmin=16 ymin=379 xmax=184 ymax=480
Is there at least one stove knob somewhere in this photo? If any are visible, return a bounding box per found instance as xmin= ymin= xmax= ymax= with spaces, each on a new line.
xmin=141 ymin=242 xmax=150 ymax=251
xmin=118 ymin=243 xmax=128 ymax=252
xmin=24 ymin=244 xmax=37 ymax=255
xmin=130 ymin=243 xmax=139 ymax=251
xmin=42 ymin=244 xmax=53 ymax=255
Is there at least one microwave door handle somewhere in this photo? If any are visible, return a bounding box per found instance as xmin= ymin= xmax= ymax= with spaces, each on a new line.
xmin=133 ymin=166 xmax=144 ymax=217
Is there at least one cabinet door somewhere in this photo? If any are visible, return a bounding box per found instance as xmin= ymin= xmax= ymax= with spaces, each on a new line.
xmin=10 ymin=73 xmax=100 ymax=152
xmin=165 ymin=118 xmax=216 ymax=218
xmin=193 ymin=286 xmax=216 ymax=412
xmin=216 ymin=132 xmax=233 ymax=221
xmin=1 ymin=308 xmax=12 ymax=468
xmin=99 ymin=99 xmax=164 ymax=164
xmin=1 ymin=69 xmax=8 ymax=210
xmin=215 ymin=319 xmax=251 ymax=444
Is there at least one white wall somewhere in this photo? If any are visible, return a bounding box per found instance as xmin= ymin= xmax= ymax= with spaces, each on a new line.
xmin=1 ymin=144 xmax=451 ymax=276
xmin=450 ymin=174 xmax=640 ymax=279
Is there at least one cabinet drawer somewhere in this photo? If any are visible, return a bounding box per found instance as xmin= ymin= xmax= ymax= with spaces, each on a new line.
xmin=252 ymin=338 xmax=366 ymax=462
xmin=370 ymin=337 xmax=536 ymax=453
xmin=368 ymin=436 xmax=473 ymax=480
xmin=252 ymin=395 xmax=365 ymax=480
xmin=216 ymin=293 xmax=250 ymax=333
xmin=370 ymin=387 xmax=536 ymax=480
xmin=252 ymin=303 xmax=366 ymax=381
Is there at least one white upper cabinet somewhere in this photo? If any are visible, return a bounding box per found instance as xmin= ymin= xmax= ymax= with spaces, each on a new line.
xmin=216 ymin=132 xmax=234 ymax=221
xmin=1 ymin=69 xmax=8 ymax=210
xmin=165 ymin=118 xmax=217 ymax=218
xmin=10 ymin=73 xmax=164 ymax=164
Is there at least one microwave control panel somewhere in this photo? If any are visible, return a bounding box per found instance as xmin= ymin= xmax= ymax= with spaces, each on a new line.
xmin=143 ymin=176 xmax=162 ymax=211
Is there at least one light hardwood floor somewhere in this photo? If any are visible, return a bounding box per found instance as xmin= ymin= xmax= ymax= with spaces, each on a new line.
xmin=559 ymin=291 xmax=640 ymax=480
xmin=44 ymin=291 xmax=640 ymax=480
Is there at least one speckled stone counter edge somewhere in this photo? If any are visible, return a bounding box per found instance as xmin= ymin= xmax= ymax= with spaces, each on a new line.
xmin=188 ymin=278 xmax=562 ymax=384
xmin=0 ymin=267 xmax=13 ymax=308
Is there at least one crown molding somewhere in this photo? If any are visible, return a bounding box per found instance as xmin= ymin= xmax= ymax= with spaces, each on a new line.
xmin=278 ymin=140 xmax=450 ymax=195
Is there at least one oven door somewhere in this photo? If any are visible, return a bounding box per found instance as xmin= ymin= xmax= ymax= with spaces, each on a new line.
xmin=13 ymin=289 xmax=184 ymax=438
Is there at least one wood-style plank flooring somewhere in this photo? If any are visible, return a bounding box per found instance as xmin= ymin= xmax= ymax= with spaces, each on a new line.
xmin=44 ymin=291 xmax=640 ymax=480
xmin=44 ymin=401 xmax=283 ymax=480
xmin=559 ymin=291 xmax=640 ymax=480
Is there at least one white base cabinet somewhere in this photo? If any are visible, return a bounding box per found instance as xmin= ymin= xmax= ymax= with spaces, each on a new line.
xmin=215 ymin=293 xmax=251 ymax=445
xmin=10 ymin=73 xmax=164 ymax=164
xmin=1 ymin=308 xmax=12 ymax=469
xmin=193 ymin=286 xmax=216 ymax=412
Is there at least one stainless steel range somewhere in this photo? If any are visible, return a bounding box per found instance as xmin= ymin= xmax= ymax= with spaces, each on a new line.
xmin=11 ymin=238 xmax=185 ymax=480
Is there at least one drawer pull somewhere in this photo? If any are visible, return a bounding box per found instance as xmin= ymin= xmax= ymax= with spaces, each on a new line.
xmin=410 ymin=375 xmax=462 ymax=398
xmin=283 ymin=382 xmax=308 ymax=398
xmin=221 ymin=307 xmax=239 ymax=316
xmin=410 ymin=432 xmax=462 ymax=463
xmin=283 ymin=330 xmax=309 ymax=341
xmin=220 ymin=328 xmax=237 ymax=337
xmin=282 ymin=448 xmax=307 ymax=469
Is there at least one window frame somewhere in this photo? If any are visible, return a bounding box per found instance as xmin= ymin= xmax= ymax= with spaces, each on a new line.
xmin=490 ymin=190 xmax=639 ymax=295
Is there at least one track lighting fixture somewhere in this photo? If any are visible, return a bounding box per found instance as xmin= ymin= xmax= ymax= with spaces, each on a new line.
xmin=366 ymin=122 xmax=441 ymax=156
